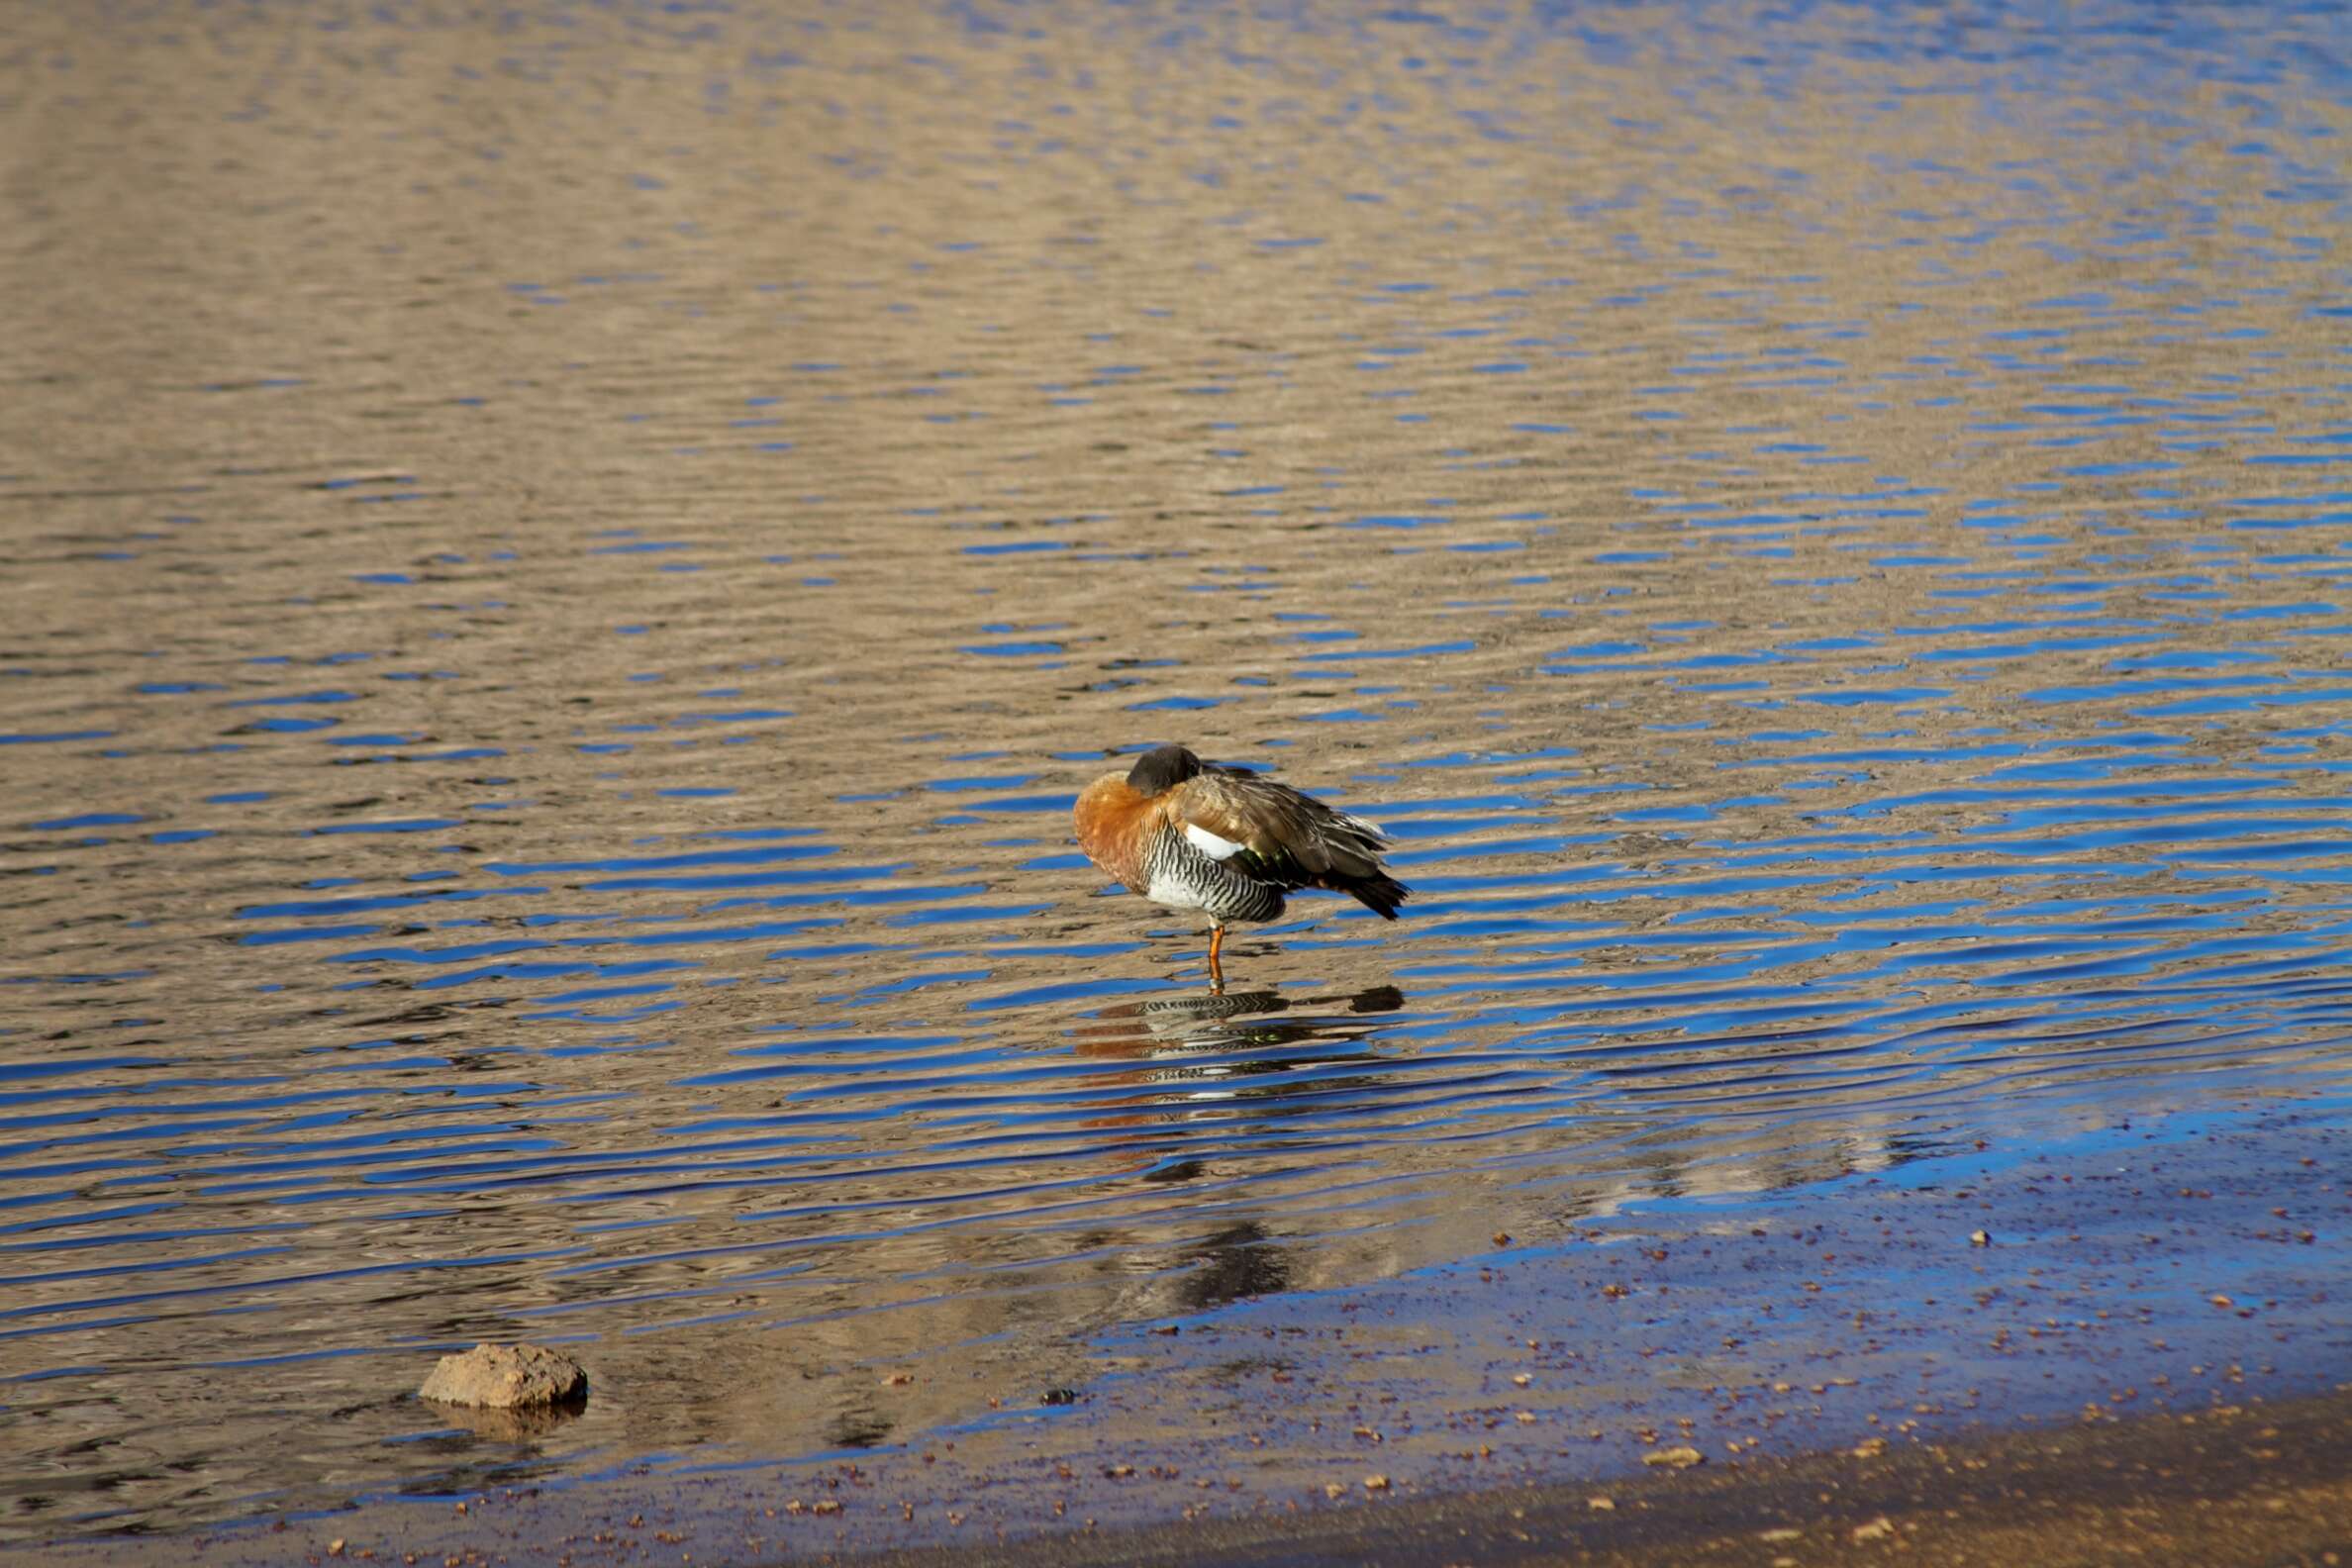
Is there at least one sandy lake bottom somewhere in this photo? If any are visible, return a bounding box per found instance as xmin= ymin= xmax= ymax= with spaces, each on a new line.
xmin=4 ymin=0 xmax=2349 ymax=1559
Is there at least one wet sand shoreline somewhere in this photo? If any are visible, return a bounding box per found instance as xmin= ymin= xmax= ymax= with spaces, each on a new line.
xmin=845 ymin=1387 xmax=2352 ymax=1568
xmin=42 ymin=1369 xmax=2352 ymax=1568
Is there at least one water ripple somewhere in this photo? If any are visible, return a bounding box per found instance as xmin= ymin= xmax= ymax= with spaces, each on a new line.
xmin=4 ymin=0 xmax=2351 ymax=1540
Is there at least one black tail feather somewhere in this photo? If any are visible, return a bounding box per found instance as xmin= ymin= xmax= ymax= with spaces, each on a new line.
xmin=1340 ymin=873 xmax=1408 ymax=921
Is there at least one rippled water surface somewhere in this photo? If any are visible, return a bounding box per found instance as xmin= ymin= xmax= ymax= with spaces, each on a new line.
xmin=4 ymin=0 xmax=2351 ymax=1539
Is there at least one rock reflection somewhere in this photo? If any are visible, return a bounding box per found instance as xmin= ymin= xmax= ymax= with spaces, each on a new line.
xmin=423 ymin=1401 xmax=585 ymax=1446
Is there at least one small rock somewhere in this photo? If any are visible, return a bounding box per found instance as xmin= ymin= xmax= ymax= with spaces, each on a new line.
xmin=1323 ymin=1482 xmax=1347 ymax=1500
xmin=418 ymin=1343 xmax=585 ymax=1410
xmin=1760 ymin=1526 xmax=1801 ymax=1542
xmin=1641 ymin=1445 xmax=1705 ymax=1469
xmin=1039 ymin=1387 xmax=1079 ymax=1406
xmin=1362 ymin=1474 xmax=1390 ymax=1492
xmin=1587 ymin=1496 xmax=1616 ymax=1512
xmin=328 ymin=1542 xmax=346 ymax=1558
xmin=1969 ymin=1229 xmax=1991 ymax=1246
xmin=1852 ymin=1515 xmax=1897 ymax=1542
xmin=1851 ymin=1436 xmax=1889 ymax=1458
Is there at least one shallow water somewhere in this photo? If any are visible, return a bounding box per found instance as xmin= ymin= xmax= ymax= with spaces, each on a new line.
xmin=3 ymin=0 xmax=2350 ymax=1540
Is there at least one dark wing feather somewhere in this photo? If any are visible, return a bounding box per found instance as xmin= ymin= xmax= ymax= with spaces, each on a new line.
xmin=1166 ymin=768 xmax=1408 ymax=920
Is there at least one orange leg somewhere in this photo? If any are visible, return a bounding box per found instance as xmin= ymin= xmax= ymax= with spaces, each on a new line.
xmin=1207 ymin=925 xmax=1226 ymax=993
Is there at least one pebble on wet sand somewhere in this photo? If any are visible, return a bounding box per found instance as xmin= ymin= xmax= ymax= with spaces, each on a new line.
xmin=418 ymin=1343 xmax=587 ymax=1410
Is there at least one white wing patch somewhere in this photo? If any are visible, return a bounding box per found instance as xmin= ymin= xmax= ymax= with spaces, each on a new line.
xmin=1184 ymin=822 xmax=1244 ymax=861
xmin=1144 ymin=869 xmax=1211 ymax=912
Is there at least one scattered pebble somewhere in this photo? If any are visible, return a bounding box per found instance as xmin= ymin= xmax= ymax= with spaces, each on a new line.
xmin=1642 ymin=1445 xmax=1705 ymax=1469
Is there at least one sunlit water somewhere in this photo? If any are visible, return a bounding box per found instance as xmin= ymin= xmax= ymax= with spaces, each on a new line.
xmin=3 ymin=0 xmax=2350 ymax=1539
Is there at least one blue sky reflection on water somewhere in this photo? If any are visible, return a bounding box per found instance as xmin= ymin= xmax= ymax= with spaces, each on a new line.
xmin=1 ymin=0 xmax=2350 ymax=1541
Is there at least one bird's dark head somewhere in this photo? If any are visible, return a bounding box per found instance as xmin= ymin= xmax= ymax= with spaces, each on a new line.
xmin=1126 ymin=743 xmax=1202 ymax=795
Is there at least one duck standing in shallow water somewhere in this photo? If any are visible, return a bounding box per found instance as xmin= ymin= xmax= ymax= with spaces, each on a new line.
xmin=1074 ymin=744 xmax=1408 ymax=991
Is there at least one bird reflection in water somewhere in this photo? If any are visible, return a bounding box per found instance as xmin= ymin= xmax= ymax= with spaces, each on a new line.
xmin=1062 ymin=984 xmax=1407 ymax=1149
xmin=1061 ymin=986 xmax=1409 ymax=1312
xmin=1071 ymin=983 xmax=1405 ymax=1059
